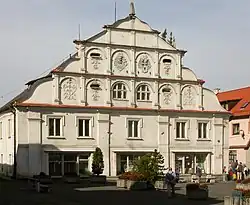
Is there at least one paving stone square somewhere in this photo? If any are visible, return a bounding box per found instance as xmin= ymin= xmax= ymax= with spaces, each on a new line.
xmin=0 ymin=179 xmax=236 ymax=205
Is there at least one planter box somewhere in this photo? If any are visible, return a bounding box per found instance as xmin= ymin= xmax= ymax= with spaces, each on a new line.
xmin=127 ymin=180 xmax=147 ymax=190
xmin=186 ymin=189 xmax=208 ymax=200
xmin=117 ymin=179 xmax=127 ymax=188
xmin=155 ymin=180 xmax=165 ymax=190
xmin=90 ymin=175 xmax=107 ymax=184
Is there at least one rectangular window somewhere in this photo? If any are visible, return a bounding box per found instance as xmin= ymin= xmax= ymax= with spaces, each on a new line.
xmin=0 ymin=154 xmax=3 ymax=172
xmin=232 ymin=123 xmax=240 ymax=135
xmin=0 ymin=122 xmax=2 ymax=139
xmin=198 ymin=123 xmax=208 ymax=139
xmin=78 ymin=119 xmax=90 ymax=137
xmin=229 ymin=150 xmax=237 ymax=164
xmin=48 ymin=118 xmax=61 ymax=136
xmin=128 ymin=120 xmax=139 ymax=138
xmin=176 ymin=122 xmax=186 ymax=139
xmin=8 ymin=119 xmax=11 ymax=138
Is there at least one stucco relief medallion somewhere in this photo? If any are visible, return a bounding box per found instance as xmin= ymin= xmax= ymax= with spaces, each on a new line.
xmin=138 ymin=54 xmax=151 ymax=73
xmin=92 ymin=90 xmax=100 ymax=101
xmin=114 ymin=52 xmax=128 ymax=71
xmin=91 ymin=58 xmax=101 ymax=69
xmin=62 ymin=78 xmax=77 ymax=100
xmin=183 ymin=86 xmax=194 ymax=105
xmin=162 ymin=87 xmax=172 ymax=104
xmin=163 ymin=64 xmax=171 ymax=75
xmin=90 ymin=81 xmax=101 ymax=101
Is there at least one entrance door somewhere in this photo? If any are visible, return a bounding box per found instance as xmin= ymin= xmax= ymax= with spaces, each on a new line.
xmin=49 ymin=153 xmax=62 ymax=176
xmin=79 ymin=155 xmax=90 ymax=176
xmin=64 ymin=153 xmax=77 ymax=175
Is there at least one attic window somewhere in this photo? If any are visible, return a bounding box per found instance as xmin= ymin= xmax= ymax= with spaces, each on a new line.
xmin=241 ymin=102 xmax=250 ymax=109
xmin=163 ymin=59 xmax=172 ymax=64
xmin=90 ymin=53 xmax=101 ymax=59
xmin=162 ymin=88 xmax=171 ymax=93
xmin=90 ymin=82 xmax=101 ymax=90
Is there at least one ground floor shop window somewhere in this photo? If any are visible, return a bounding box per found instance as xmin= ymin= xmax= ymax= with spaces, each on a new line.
xmin=116 ymin=153 xmax=145 ymax=175
xmin=48 ymin=152 xmax=90 ymax=176
xmin=175 ymin=153 xmax=208 ymax=174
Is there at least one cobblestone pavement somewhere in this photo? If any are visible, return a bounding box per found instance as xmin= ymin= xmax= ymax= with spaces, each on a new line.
xmin=0 ymin=179 xmax=235 ymax=205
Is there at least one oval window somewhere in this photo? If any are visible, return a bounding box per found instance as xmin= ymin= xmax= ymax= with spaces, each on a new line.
xmin=163 ymin=59 xmax=172 ymax=63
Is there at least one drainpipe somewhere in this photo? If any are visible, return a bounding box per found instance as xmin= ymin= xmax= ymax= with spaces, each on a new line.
xmin=10 ymin=103 xmax=17 ymax=179
xmin=222 ymin=120 xmax=225 ymax=174
xmin=108 ymin=113 xmax=111 ymax=176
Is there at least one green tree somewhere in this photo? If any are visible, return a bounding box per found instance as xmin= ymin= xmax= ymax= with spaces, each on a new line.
xmin=92 ymin=147 xmax=104 ymax=175
xmin=133 ymin=149 xmax=164 ymax=183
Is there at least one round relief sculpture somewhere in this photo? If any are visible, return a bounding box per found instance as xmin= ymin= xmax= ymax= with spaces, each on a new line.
xmin=138 ymin=54 xmax=151 ymax=73
xmin=113 ymin=52 xmax=128 ymax=71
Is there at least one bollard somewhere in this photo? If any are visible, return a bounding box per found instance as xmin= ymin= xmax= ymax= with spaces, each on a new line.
xmin=224 ymin=196 xmax=231 ymax=205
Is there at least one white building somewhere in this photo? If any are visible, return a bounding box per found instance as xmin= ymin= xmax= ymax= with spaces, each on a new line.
xmin=0 ymin=3 xmax=229 ymax=178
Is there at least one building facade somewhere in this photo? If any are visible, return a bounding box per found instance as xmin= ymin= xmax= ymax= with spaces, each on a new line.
xmin=0 ymin=3 xmax=229 ymax=177
xmin=217 ymin=87 xmax=250 ymax=167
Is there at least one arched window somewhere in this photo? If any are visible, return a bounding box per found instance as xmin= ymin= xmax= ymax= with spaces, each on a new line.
xmin=112 ymin=83 xmax=127 ymax=100
xmin=136 ymin=85 xmax=150 ymax=101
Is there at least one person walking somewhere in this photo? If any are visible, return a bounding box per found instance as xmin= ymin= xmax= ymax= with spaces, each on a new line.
xmin=165 ymin=168 xmax=177 ymax=198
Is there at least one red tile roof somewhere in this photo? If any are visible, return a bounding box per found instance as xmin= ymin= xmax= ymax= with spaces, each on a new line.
xmin=217 ymin=86 xmax=250 ymax=117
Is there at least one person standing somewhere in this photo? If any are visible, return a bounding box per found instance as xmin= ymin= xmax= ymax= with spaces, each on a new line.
xmin=236 ymin=162 xmax=243 ymax=180
xmin=196 ymin=165 xmax=202 ymax=183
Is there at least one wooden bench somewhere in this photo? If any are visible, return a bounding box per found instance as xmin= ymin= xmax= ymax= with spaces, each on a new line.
xmin=27 ymin=177 xmax=52 ymax=193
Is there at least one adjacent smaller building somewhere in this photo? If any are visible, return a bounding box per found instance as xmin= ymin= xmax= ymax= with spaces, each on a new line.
xmin=217 ymin=87 xmax=250 ymax=167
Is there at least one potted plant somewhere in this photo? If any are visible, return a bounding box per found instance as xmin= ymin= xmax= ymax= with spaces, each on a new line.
xmin=91 ymin=147 xmax=106 ymax=184
xmin=126 ymin=171 xmax=147 ymax=190
xmin=117 ymin=172 xmax=130 ymax=188
xmin=186 ymin=183 xmax=209 ymax=200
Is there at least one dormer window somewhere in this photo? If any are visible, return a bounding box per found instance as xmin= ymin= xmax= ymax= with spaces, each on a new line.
xmin=241 ymin=102 xmax=250 ymax=109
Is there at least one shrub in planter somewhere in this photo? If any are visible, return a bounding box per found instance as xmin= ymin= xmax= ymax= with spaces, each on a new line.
xmin=133 ymin=149 xmax=164 ymax=184
xmin=92 ymin=147 xmax=104 ymax=176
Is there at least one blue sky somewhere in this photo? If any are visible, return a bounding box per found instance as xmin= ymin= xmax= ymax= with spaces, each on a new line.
xmin=0 ymin=0 xmax=249 ymax=105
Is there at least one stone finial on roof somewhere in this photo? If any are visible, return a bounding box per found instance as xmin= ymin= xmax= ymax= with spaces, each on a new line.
xmin=129 ymin=0 xmax=136 ymax=16
xmin=161 ymin=29 xmax=167 ymax=40
xmin=172 ymin=36 xmax=176 ymax=48
xmin=169 ymin=32 xmax=173 ymax=44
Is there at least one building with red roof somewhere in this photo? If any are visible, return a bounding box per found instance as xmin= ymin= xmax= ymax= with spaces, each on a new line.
xmin=217 ymin=86 xmax=250 ymax=166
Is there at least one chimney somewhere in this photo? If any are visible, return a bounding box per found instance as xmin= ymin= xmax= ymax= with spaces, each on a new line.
xmin=214 ymin=88 xmax=221 ymax=94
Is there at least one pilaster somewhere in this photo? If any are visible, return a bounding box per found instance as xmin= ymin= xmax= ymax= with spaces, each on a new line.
xmin=53 ymin=74 xmax=60 ymax=104
xmin=176 ymin=83 xmax=181 ymax=110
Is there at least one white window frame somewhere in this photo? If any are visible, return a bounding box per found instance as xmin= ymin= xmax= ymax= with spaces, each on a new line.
xmin=174 ymin=119 xmax=190 ymax=140
xmin=0 ymin=122 xmax=2 ymax=140
xmin=136 ymin=85 xmax=151 ymax=101
xmin=197 ymin=120 xmax=210 ymax=140
xmin=75 ymin=116 xmax=94 ymax=139
xmin=126 ymin=118 xmax=143 ymax=139
xmin=232 ymin=123 xmax=240 ymax=135
xmin=46 ymin=115 xmax=65 ymax=138
xmin=112 ymin=83 xmax=127 ymax=100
